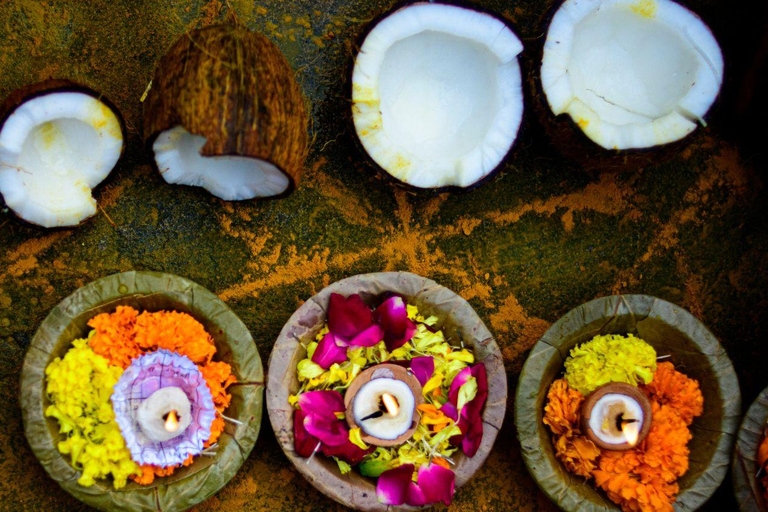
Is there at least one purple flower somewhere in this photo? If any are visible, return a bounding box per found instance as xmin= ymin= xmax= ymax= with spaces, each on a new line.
xmin=376 ymin=463 xmax=455 ymax=506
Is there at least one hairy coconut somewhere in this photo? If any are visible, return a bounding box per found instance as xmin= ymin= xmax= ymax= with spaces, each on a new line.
xmin=0 ymin=79 xmax=124 ymax=228
xmin=144 ymin=24 xmax=308 ymax=200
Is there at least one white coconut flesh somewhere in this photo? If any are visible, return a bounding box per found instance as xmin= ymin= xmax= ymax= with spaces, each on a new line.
xmin=152 ymin=126 xmax=290 ymax=201
xmin=0 ymin=92 xmax=122 ymax=228
xmin=541 ymin=0 xmax=723 ymax=150
xmin=352 ymin=3 xmax=524 ymax=189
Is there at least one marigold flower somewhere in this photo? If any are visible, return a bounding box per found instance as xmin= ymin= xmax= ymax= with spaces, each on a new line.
xmin=642 ymin=362 xmax=703 ymax=425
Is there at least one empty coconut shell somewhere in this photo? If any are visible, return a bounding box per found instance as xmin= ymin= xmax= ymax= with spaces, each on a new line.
xmin=143 ymin=24 xmax=308 ymax=200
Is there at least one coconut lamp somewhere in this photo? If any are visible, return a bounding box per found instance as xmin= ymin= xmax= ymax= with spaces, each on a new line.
xmin=144 ymin=25 xmax=308 ymax=201
xmin=539 ymin=0 xmax=723 ymax=152
xmin=0 ymin=80 xmax=124 ymax=228
xmin=351 ymin=3 xmax=524 ymax=190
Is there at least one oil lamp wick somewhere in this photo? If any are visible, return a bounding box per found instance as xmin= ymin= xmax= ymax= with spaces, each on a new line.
xmin=164 ymin=410 xmax=180 ymax=432
xmin=360 ymin=393 xmax=400 ymax=421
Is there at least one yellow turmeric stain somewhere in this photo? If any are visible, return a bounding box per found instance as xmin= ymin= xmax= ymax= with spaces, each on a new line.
xmin=631 ymin=0 xmax=657 ymax=18
xmin=37 ymin=122 xmax=59 ymax=149
xmin=577 ymin=118 xmax=589 ymax=129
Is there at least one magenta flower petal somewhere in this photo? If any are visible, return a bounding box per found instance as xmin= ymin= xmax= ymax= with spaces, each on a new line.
xmin=448 ymin=366 xmax=473 ymax=405
xmin=294 ymin=409 xmax=320 ymax=457
xmin=349 ymin=324 xmax=384 ymax=347
xmin=304 ymin=414 xmax=350 ymax=447
xmin=376 ymin=464 xmax=413 ymax=506
xmin=374 ymin=295 xmax=408 ymax=339
xmin=440 ymin=401 xmax=458 ymax=422
xmin=328 ymin=293 xmax=372 ymax=338
xmin=321 ymin=439 xmax=374 ymax=465
xmin=406 ymin=483 xmax=427 ymax=507
xmin=410 ymin=356 xmax=434 ymax=386
xmin=384 ymin=319 xmax=417 ymax=351
xmin=312 ymin=332 xmax=348 ymax=369
xmin=415 ymin=463 xmax=455 ymax=506
xmin=297 ymin=390 xmax=345 ymax=419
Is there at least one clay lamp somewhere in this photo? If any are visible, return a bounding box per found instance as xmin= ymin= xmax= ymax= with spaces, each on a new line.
xmin=344 ymin=363 xmax=424 ymax=447
xmin=581 ymin=382 xmax=652 ymax=451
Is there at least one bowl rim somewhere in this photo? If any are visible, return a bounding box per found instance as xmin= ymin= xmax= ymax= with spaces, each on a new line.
xmin=732 ymin=385 xmax=768 ymax=512
xmin=265 ymin=271 xmax=506 ymax=511
xmin=20 ymin=270 xmax=264 ymax=512
xmin=514 ymin=294 xmax=741 ymax=512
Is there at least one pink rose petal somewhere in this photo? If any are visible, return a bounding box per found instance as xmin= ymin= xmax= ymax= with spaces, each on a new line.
xmin=450 ymin=364 xmax=488 ymax=457
xmin=410 ymin=356 xmax=434 ymax=387
xmin=304 ymin=414 xmax=350 ymax=447
xmin=376 ymin=464 xmax=413 ymax=506
xmin=374 ymin=296 xmax=408 ymax=339
xmin=449 ymin=366 xmax=473 ymax=406
xmin=328 ymin=293 xmax=372 ymax=338
xmin=349 ymin=324 xmax=384 ymax=347
xmin=415 ymin=463 xmax=455 ymax=506
xmin=440 ymin=401 xmax=458 ymax=422
xmin=321 ymin=439 xmax=374 ymax=464
xmin=312 ymin=332 xmax=348 ymax=369
xmin=293 ymin=409 xmax=319 ymax=457
xmin=384 ymin=319 xmax=416 ymax=351
xmin=297 ymin=390 xmax=345 ymax=419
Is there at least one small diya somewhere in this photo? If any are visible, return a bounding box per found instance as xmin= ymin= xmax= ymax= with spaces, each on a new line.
xmin=581 ymin=382 xmax=652 ymax=451
xmin=732 ymin=385 xmax=768 ymax=512
xmin=267 ymin=272 xmax=506 ymax=511
xmin=515 ymin=295 xmax=741 ymax=512
xmin=344 ymin=364 xmax=424 ymax=447
xmin=20 ymin=272 xmax=264 ymax=512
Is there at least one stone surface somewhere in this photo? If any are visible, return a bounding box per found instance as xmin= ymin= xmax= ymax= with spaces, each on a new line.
xmin=0 ymin=0 xmax=766 ymax=511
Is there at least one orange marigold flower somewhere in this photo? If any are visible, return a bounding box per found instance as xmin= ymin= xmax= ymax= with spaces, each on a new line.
xmin=553 ymin=434 xmax=601 ymax=479
xmin=134 ymin=310 xmax=216 ymax=364
xmin=758 ymin=432 xmax=768 ymax=469
xmin=643 ymin=362 xmax=703 ymax=425
xmin=544 ymin=379 xmax=585 ymax=437
xmin=636 ymin=403 xmax=691 ymax=483
xmin=87 ymin=305 xmax=141 ymax=368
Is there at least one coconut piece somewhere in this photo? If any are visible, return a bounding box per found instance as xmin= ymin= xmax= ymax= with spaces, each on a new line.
xmin=351 ymin=3 xmax=524 ymax=190
xmin=0 ymin=80 xmax=123 ymax=228
xmin=144 ymin=24 xmax=308 ymax=200
xmin=541 ymin=0 xmax=723 ymax=151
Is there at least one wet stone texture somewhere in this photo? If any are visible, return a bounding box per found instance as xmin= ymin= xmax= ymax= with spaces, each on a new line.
xmin=0 ymin=0 xmax=766 ymax=511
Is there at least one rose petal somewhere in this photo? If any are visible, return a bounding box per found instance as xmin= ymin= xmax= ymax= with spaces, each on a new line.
xmin=312 ymin=332 xmax=348 ymax=369
xmin=410 ymin=356 xmax=434 ymax=387
xmin=405 ymin=483 xmax=427 ymax=507
xmin=304 ymin=414 xmax=350 ymax=447
xmin=376 ymin=464 xmax=413 ymax=506
xmin=293 ymin=409 xmax=320 ymax=457
xmin=374 ymin=295 xmax=407 ymax=339
xmin=349 ymin=324 xmax=384 ymax=347
xmin=321 ymin=439 xmax=373 ymax=465
xmin=414 ymin=463 xmax=455 ymax=506
xmin=297 ymin=390 xmax=345 ymax=419
xmin=384 ymin=319 xmax=417 ymax=351
xmin=328 ymin=293 xmax=372 ymax=338
xmin=449 ymin=366 xmax=472 ymax=405
xmin=440 ymin=401 xmax=458 ymax=422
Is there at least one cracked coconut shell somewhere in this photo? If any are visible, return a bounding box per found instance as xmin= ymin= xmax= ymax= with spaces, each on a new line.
xmin=143 ymin=24 xmax=308 ymax=199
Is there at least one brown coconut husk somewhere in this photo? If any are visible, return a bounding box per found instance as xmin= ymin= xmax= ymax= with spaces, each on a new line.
xmin=20 ymin=271 xmax=264 ymax=512
xmin=266 ymin=271 xmax=506 ymax=511
xmin=515 ymin=294 xmax=741 ymax=512
xmin=143 ymin=24 xmax=308 ymax=197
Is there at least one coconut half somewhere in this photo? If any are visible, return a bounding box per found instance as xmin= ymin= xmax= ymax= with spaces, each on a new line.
xmin=0 ymin=83 xmax=123 ymax=228
xmin=144 ymin=25 xmax=308 ymax=201
xmin=541 ymin=0 xmax=723 ymax=150
xmin=351 ymin=3 xmax=524 ymax=190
